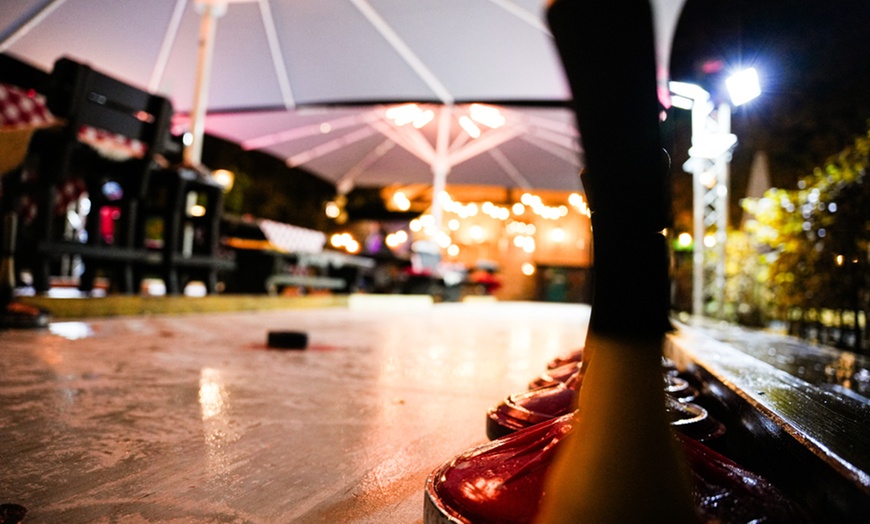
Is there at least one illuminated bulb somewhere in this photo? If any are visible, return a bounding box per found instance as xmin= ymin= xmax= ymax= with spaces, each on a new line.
xmin=512 ymin=203 xmax=525 ymax=215
xmin=448 ymin=219 xmax=460 ymax=231
xmin=704 ymin=234 xmax=717 ymax=248
xmin=393 ymin=191 xmax=411 ymax=211
xmin=568 ymin=193 xmax=583 ymax=207
xmin=523 ymin=238 xmax=536 ymax=253
xmin=435 ymin=231 xmax=452 ymax=249
xmin=325 ymin=201 xmax=340 ymax=218
xmin=700 ymin=170 xmax=716 ymax=189
xmin=470 ymin=225 xmax=484 ymax=242
xmin=447 ymin=244 xmax=460 ymax=257
xmin=386 ymin=103 xmax=422 ymax=126
xmin=726 ymin=67 xmax=761 ymax=107
xmin=189 ymin=204 xmax=206 ymax=217
xmin=469 ymin=104 xmax=506 ymax=128
xmin=458 ymin=115 xmax=481 ymax=138
xmin=212 ymin=169 xmax=234 ymax=191
xmin=521 ymin=263 xmax=536 ymax=276
xmin=550 ymin=227 xmax=565 ymax=243
xmin=412 ymin=109 xmax=434 ymax=128
xmin=678 ymin=232 xmax=693 ymax=248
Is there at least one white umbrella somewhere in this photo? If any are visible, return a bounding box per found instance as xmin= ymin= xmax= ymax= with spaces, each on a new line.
xmin=1 ymin=0 xmax=686 ymax=192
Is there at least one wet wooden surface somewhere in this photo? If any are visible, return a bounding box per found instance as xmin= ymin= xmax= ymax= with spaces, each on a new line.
xmin=0 ymin=300 xmax=588 ymax=523
xmin=668 ymin=323 xmax=870 ymax=519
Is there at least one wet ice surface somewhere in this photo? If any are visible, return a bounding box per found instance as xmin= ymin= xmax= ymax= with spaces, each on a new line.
xmin=0 ymin=301 xmax=588 ymax=523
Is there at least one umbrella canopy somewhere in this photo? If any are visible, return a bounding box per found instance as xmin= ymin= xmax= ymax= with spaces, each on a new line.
xmin=178 ymin=102 xmax=583 ymax=192
xmin=1 ymin=0 xmax=686 ymax=192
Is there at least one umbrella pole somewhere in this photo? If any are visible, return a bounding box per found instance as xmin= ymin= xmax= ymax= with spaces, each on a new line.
xmin=184 ymin=0 xmax=227 ymax=167
xmin=429 ymin=105 xmax=453 ymax=233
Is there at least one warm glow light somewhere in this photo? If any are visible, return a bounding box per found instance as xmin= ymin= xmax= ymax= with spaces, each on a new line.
xmin=458 ymin=115 xmax=481 ymax=138
xmin=393 ymin=191 xmax=411 ymax=211
xmin=568 ymin=193 xmax=583 ymax=207
xmin=523 ymin=238 xmax=536 ymax=253
xmin=212 ymin=169 xmax=234 ymax=191
xmin=550 ymin=227 xmax=565 ymax=243
xmin=386 ymin=103 xmax=422 ymax=126
xmin=189 ymin=204 xmax=206 ymax=217
xmin=469 ymin=104 xmax=506 ymax=128
xmin=469 ymin=225 xmax=485 ymax=242
xmin=448 ymin=219 xmax=460 ymax=231
xmin=435 ymin=231 xmax=452 ymax=249
xmin=413 ymin=109 xmax=435 ymax=128
xmin=447 ymin=244 xmax=460 ymax=257
xmin=345 ymin=240 xmax=360 ymax=253
xmin=409 ymin=219 xmax=422 ymax=232
xmin=386 ymin=232 xmax=405 ymax=248
xmin=677 ymin=232 xmax=693 ymax=248
xmin=320 ymin=122 xmax=332 ymax=134
xmin=521 ymin=263 xmax=536 ymax=276
xmin=703 ymin=234 xmax=717 ymax=248
xmin=700 ymin=170 xmax=716 ymax=189
xmin=325 ymin=201 xmax=341 ymax=218
xmin=512 ymin=203 xmax=525 ymax=215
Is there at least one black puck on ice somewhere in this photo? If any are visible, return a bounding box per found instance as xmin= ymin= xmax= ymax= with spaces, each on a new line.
xmin=267 ymin=330 xmax=308 ymax=350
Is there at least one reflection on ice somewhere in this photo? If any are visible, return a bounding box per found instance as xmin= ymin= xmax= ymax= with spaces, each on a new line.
xmin=199 ymin=367 xmax=238 ymax=482
xmin=49 ymin=321 xmax=94 ymax=340
xmin=199 ymin=368 xmax=226 ymax=421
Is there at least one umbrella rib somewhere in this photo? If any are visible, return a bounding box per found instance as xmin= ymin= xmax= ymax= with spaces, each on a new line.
xmin=521 ymin=132 xmax=582 ymax=167
xmin=487 ymin=148 xmax=532 ymax=188
xmin=243 ymin=108 xmax=383 ymax=149
xmin=371 ymin=120 xmax=435 ymax=165
xmin=502 ymin=107 xmax=579 ymax=138
xmin=0 ymin=0 xmax=68 ymax=52
xmin=486 ymin=0 xmax=552 ymax=36
xmin=286 ymin=125 xmax=380 ymax=167
xmin=336 ymin=139 xmax=397 ymax=192
xmin=257 ymin=0 xmax=296 ymax=109
xmin=149 ymin=0 xmax=188 ymax=93
xmin=447 ymin=126 xmax=522 ymax=168
xmin=349 ymin=0 xmax=454 ymax=105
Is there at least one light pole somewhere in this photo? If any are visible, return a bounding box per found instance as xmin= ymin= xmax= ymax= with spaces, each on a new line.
xmin=670 ymin=67 xmax=760 ymax=318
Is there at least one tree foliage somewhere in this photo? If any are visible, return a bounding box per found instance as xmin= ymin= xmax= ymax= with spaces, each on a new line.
xmin=741 ymin=126 xmax=870 ymax=325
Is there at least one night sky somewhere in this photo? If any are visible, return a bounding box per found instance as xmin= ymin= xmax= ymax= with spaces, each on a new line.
xmin=666 ymin=0 xmax=870 ymax=226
